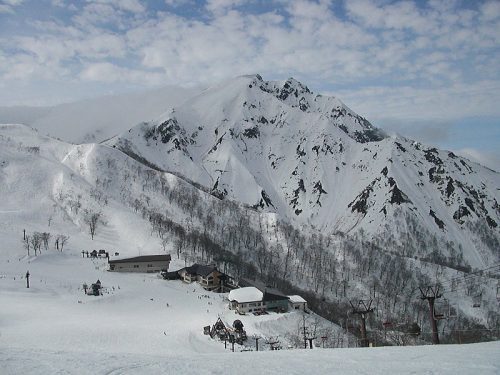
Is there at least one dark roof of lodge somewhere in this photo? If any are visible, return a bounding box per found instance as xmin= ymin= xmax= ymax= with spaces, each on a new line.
xmin=162 ymin=271 xmax=181 ymax=280
xmin=263 ymin=290 xmax=289 ymax=301
xmin=109 ymin=254 xmax=171 ymax=264
xmin=182 ymin=263 xmax=218 ymax=277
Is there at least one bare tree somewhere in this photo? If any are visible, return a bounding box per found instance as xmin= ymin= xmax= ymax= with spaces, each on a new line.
xmin=30 ymin=232 xmax=42 ymax=256
xmin=55 ymin=234 xmax=69 ymax=251
xmin=41 ymin=232 xmax=51 ymax=251
xmin=161 ymin=236 xmax=169 ymax=252
xmin=68 ymin=199 xmax=81 ymax=214
xmin=182 ymin=251 xmax=189 ymax=266
xmin=84 ymin=210 xmax=102 ymax=240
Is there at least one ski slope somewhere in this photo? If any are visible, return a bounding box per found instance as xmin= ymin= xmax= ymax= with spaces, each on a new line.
xmin=1 ymin=245 xmax=498 ymax=374
xmin=1 ymin=340 xmax=499 ymax=374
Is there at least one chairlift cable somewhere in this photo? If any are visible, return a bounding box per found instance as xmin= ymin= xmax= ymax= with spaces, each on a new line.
xmin=435 ymin=270 xmax=500 ymax=292
xmin=434 ymin=264 xmax=500 ymax=288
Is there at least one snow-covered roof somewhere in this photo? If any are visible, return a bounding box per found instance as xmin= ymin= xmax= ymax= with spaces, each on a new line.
xmin=228 ymin=287 xmax=263 ymax=303
xmin=288 ymin=295 xmax=306 ymax=303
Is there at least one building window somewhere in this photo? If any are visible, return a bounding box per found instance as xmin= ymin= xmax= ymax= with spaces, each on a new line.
xmin=147 ymin=264 xmax=153 ymax=267
xmin=133 ymin=265 xmax=139 ymax=268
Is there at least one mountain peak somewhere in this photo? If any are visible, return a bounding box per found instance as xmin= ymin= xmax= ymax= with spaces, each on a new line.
xmin=282 ymin=77 xmax=311 ymax=94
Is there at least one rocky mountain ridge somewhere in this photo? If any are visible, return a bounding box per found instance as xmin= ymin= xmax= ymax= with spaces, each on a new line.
xmin=107 ymin=75 xmax=499 ymax=268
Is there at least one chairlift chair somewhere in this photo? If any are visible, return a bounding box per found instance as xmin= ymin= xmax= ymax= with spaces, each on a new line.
xmin=448 ymin=301 xmax=458 ymax=319
xmin=382 ymin=320 xmax=393 ymax=327
xmin=382 ymin=314 xmax=393 ymax=328
xmin=433 ymin=299 xmax=449 ymax=320
xmin=472 ymin=293 xmax=482 ymax=308
xmin=382 ymin=320 xmax=393 ymax=329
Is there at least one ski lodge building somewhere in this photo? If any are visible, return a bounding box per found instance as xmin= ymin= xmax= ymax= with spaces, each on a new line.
xmin=108 ymin=254 xmax=171 ymax=273
xmin=228 ymin=278 xmax=307 ymax=314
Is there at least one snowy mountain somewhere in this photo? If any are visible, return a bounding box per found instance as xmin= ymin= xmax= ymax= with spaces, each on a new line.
xmin=1 ymin=75 xmax=499 ymax=348
xmin=107 ymin=75 xmax=499 ymax=268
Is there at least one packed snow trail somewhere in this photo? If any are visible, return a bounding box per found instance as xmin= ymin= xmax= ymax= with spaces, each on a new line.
xmin=1 ymin=342 xmax=499 ymax=375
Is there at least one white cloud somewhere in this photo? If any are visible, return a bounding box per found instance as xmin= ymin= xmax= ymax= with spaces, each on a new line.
xmin=205 ymin=0 xmax=246 ymax=15
xmin=0 ymin=0 xmax=498 ymax=130
xmin=164 ymin=0 xmax=194 ymax=5
xmin=0 ymin=5 xmax=13 ymax=13
xmin=480 ymin=1 xmax=500 ymax=21
xmin=116 ymin=0 xmax=145 ymax=13
xmin=0 ymin=0 xmax=23 ymax=13
xmin=3 ymin=0 xmax=23 ymax=5
xmin=456 ymin=148 xmax=499 ymax=172
xmin=334 ymin=80 xmax=500 ymax=122
xmin=80 ymin=62 xmax=164 ymax=84
xmin=85 ymin=0 xmax=146 ymax=13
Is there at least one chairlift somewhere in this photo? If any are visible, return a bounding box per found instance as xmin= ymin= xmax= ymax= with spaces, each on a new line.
xmin=382 ymin=320 xmax=393 ymax=329
xmin=448 ymin=301 xmax=458 ymax=319
xmin=472 ymin=293 xmax=482 ymax=308
xmin=433 ymin=309 xmax=445 ymax=320
xmin=433 ymin=299 xmax=450 ymax=320
xmin=381 ymin=313 xmax=393 ymax=328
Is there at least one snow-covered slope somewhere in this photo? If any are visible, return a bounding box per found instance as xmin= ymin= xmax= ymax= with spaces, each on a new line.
xmin=0 ymin=123 xmax=350 ymax=365
xmin=2 ymin=342 xmax=499 ymax=374
xmin=1 ymin=252 xmax=344 ymax=356
xmin=107 ymin=75 xmax=500 ymax=268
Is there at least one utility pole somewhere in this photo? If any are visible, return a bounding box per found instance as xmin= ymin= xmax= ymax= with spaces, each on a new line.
xmin=301 ymin=315 xmax=308 ymax=348
xmin=229 ymin=334 xmax=235 ymax=352
xmin=345 ymin=312 xmax=350 ymax=348
xmin=419 ymin=286 xmax=442 ymax=345
xmin=300 ymin=315 xmax=316 ymax=349
xmin=25 ymin=271 xmax=30 ymax=288
xmin=252 ymin=335 xmax=261 ymax=351
xmin=349 ymin=299 xmax=374 ymax=347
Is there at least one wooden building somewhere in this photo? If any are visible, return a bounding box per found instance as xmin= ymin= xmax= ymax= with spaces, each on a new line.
xmin=288 ymin=295 xmax=307 ymax=311
xmin=230 ymin=278 xmax=307 ymax=314
xmin=237 ymin=278 xmax=290 ymax=312
xmin=228 ymin=287 xmax=264 ymax=314
xmin=108 ymin=254 xmax=171 ymax=273
xmin=228 ymin=285 xmax=291 ymax=314
xmin=178 ymin=264 xmax=222 ymax=291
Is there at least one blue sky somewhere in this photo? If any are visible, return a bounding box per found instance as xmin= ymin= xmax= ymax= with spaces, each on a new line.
xmin=0 ymin=0 xmax=499 ymax=168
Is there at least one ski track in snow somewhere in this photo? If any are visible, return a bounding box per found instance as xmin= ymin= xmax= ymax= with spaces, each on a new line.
xmin=0 ymin=342 xmax=499 ymax=374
